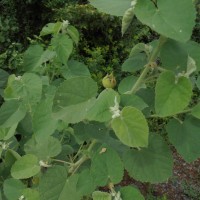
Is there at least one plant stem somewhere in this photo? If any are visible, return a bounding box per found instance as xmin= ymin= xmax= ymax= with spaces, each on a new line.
xmin=51 ymin=158 xmax=72 ymax=165
xmin=68 ymin=140 xmax=97 ymax=174
xmin=127 ymin=35 xmax=167 ymax=94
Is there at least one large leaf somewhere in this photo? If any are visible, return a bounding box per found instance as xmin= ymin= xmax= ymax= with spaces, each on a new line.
xmin=39 ymin=166 xmax=81 ymax=200
xmin=166 ymin=117 xmax=200 ymax=163
xmin=53 ymin=98 xmax=96 ymax=124
xmin=111 ymin=107 xmax=149 ymax=148
xmin=4 ymin=73 xmax=42 ymax=106
xmin=89 ymin=0 xmax=131 ymax=16
xmin=33 ymin=99 xmax=58 ymax=138
xmin=53 ymin=76 xmax=97 ymax=110
xmin=51 ymin=34 xmax=73 ymax=65
xmin=24 ymin=136 xmax=62 ymax=160
xmin=11 ymin=154 xmax=40 ymax=179
xmin=134 ymin=0 xmax=196 ymax=42
xmin=0 ymin=123 xmax=18 ymax=140
xmin=155 ymin=71 xmax=192 ymax=117
xmin=87 ymin=89 xmax=120 ymax=122
xmin=3 ymin=178 xmax=26 ymax=200
xmin=62 ymin=60 xmax=90 ymax=79
xmin=123 ymin=134 xmax=173 ymax=183
xmin=90 ymin=145 xmax=124 ymax=186
xmin=160 ymin=40 xmax=200 ymax=72
xmin=0 ymin=100 xmax=26 ymax=128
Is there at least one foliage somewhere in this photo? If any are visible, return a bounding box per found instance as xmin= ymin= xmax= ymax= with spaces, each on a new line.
xmin=0 ymin=0 xmax=200 ymax=200
xmin=53 ymin=3 xmax=154 ymax=83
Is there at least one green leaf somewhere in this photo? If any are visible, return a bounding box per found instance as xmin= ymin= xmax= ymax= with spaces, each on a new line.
xmin=22 ymin=188 xmax=40 ymax=200
xmin=118 ymin=75 xmax=137 ymax=94
xmin=23 ymin=45 xmax=44 ymax=71
xmin=3 ymin=178 xmax=26 ymax=200
xmin=0 ymin=123 xmax=17 ymax=140
xmin=40 ymin=22 xmax=62 ymax=36
xmin=160 ymin=39 xmax=188 ymax=72
xmin=51 ymin=34 xmax=73 ymax=65
xmin=160 ymin=40 xmax=200 ymax=72
xmin=39 ymin=166 xmax=81 ymax=200
xmin=0 ymin=69 xmax=9 ymax=89
xmin=134 ymin=0 xmax=196 ymax=42
xmin=120 ymin=94 xmax=148 ymax=111
xmin=0 ymin=100 xmax=26 ymax=128
xmin=123 ymin=134 xmax=173 ymax=183
xmin=4 ymin=73 xmax=42 ymax=106
xmin=24 ymin=136 xmax=62 ymax=160
xmin=53 ymin=76 xmax=98 ymax=110
xmin=67 ymin=25 xmax=79 ymax=45
xmin=185 ymin=41 xmax=200 ymax=71
xmin=33 ymin=99 xmax=58 ymax=138
xmin=155 ymin=71 xmax=192 ymax=117
xmin=122 ymin=7 xmax=134 ymax=36
xmin=53 ymin=98 xmax=96 ymax=124
xmin=4 ymin=149 xmax=21 ymax=168
xmin=166 ymin=117 xmax=200 ymax=162
xmin=11 ymin=154 xmax=40 ymax=179
xmin=87 ymin=89 xmax=120 ymax=122
xmin=122 ymin=53 xmax=147 ymax=73
xmin=89 ymin=0 xmax=131 ymax=16
xmin=92 ymin=191 xmax=112 ymax=200
xmin=62 ymin=60 xmax=90 ymax=79
xmin=77 ymin=169 xmax=96 ymax=196
xmin=120 ymin=186 xmax=145 ymax=200
xmin=111 ymin=107 xmax=149 ymax=148
xmin=90 ymin=145 xmax=124 ymax=186
xmin=191 ymin=103 xmax=200 ymax=119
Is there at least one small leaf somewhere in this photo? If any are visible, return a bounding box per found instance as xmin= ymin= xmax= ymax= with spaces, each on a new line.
xmin=122 ymin=7 xmax=134 ymax=36
xmin=118 ymin=75 xmax=137 ymax=94
xmin=92 ymin=191 xmax=112 ymax=200
xmin=40 ymin=22 xmax=62 ymax=36
xmin=51 ymin=34 xmax=73 ymax=65
xmin=11 ymin=154 xmax=40 ymax=179
xmin=111 ymin=107 xmax=149 ymax=148
xmin=120 ymin=186 xmax=145 ymax=200
xmin=122 ymin=53 xmax=147 ymax=73
xmin=67 ymin=25 xmax=79 ymax=45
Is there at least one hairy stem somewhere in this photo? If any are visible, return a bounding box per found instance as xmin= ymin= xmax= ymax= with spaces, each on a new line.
xmin=128 ymin=35 xmax=167 ymax=94
xmin=68 ymin=140 xmax=97 ymax=174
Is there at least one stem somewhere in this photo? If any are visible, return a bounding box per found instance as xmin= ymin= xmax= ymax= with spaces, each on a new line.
xmin=51 ymin=158 xmax=72 ymax=165
xmin=68 ymin=140 xmax=97 ymax=174
xmin=127 ymin=35 xmax=167 ymax=94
